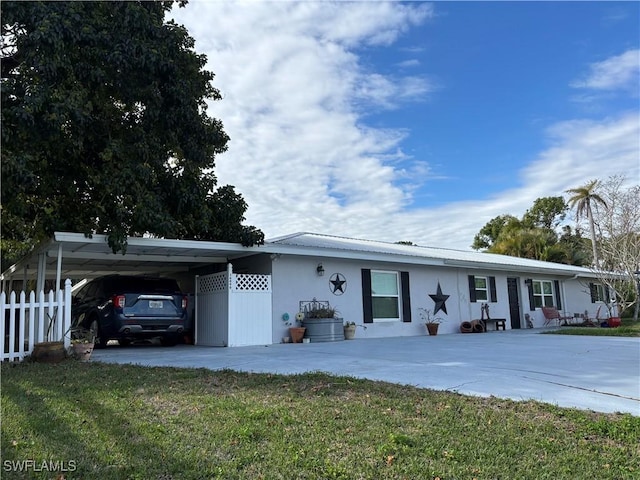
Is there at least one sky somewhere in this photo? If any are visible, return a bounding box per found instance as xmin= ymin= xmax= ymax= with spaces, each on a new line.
xmin=170 ymin=1 xmax=640 ymax=251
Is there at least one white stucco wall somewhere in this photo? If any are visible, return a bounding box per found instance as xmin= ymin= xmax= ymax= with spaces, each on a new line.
xmin=268 ymin=254 xmax=604 ymax=343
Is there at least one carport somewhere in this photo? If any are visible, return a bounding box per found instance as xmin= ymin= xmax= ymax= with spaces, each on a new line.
xmin=1 ymin=231 xmax=262 ymax=289
xmin=1 ymin=232 xmax=274 ymax=349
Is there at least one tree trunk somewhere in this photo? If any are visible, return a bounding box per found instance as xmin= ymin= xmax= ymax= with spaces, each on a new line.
xmin=634 ymin=279 xmax=640 ymax=321
xmin=587 ymin=201 xmax=599 ymax=266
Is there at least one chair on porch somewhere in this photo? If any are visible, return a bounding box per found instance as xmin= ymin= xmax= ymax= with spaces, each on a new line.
xmin=541 ymin=306 xmax=573 ymax=326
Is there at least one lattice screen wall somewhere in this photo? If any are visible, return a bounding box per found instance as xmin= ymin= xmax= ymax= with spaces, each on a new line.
xmin=197 ymin=273 xmax=228 ymax=293
xmin=232 ymin=274 xmax=271 ymax=292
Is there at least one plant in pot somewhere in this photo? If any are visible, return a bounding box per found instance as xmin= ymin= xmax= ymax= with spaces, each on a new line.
xmin=288 ymin=312 xmax=306 ymax=343
xmin=343 ymin=321 xmax=367 ymax=340
xmin=32 ymin=307 xmax=67 ymax=363
xmin=419 ymin=308 xmax=444 ymax=336
xmin=299 ymin=299 xmax=344 ymax=342
xmin=69 ymin=327 xmax=95 ymax=361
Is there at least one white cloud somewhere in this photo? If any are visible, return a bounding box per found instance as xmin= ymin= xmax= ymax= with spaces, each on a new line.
xmin=396 ymin=59 xmax=421 ymax=68
xmin=170 ymin=3 xmax=639 ymax=251
xmin=571 ymin=49 xmax=640 ymax=91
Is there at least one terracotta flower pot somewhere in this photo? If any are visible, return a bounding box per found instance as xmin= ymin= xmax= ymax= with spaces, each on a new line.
xmin=289 ymin=327 xmax=306 ymax=343
xmin=32 ymin=341 xmax=65 ymax=363
xmin=426 ymin=323 xmax=439 ymax=336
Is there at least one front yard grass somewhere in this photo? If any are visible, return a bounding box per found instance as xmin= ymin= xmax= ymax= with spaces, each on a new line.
xmin=2 ymin=361 xmax=639 ymax=479
xmin=544 ymin=318 xmax=640 ymax=337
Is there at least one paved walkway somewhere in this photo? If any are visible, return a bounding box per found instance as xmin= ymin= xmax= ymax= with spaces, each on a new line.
xmin=92 ymin=330 xmax=640 ymax=415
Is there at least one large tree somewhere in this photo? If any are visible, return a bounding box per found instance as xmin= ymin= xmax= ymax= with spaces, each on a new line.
xmin=587 ymin=176 xmax=640 ymax=320
xmin=565 ymin=180 xmax=607 ymax=266
xmin=471 ymin=196 xmax=589 ymax=266
xmin=1 ymin=1 xmax=263 ymax=265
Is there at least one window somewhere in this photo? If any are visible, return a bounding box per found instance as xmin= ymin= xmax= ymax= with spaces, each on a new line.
xmin=371 ymin=271 xmax=400 ymax=320
xmin=589 ymin=283 xmax=608 ymax=303
xmin=362 ymin=269 xmax=411 ymax=323
xmin=474 ymin=277 xmax=488 ymax=301
xmin=468 ymin=275 xmax=497 ymax=302
xmin=532 ymin=280 xmax=554 ymax=308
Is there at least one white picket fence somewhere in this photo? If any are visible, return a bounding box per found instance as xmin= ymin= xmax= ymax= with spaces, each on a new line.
xmin=1 ymin=279 xmax=72 ymax=362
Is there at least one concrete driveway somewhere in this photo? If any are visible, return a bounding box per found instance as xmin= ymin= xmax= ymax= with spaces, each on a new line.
xmin=91 ymin=330 xmax=640 ymax=415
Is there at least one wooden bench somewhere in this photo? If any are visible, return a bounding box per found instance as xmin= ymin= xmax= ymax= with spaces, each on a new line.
xmin=482 ymin=318 xmax=506 ymax=331
xmin=541 ymin=307 xmax=573 ymax=326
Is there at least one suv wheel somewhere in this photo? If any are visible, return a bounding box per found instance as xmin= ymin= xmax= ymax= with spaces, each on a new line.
xmin=89 ymin=319 xmax=107 ymax=348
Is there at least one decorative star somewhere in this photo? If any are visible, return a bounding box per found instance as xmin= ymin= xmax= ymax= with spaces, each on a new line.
xmin=330 ymin=273 xmax=347 ymax=295
xmin=429 ymin=282 xmax=450 ymax=315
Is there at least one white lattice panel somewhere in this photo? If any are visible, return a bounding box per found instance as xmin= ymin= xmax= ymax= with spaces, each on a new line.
xmin=232 ymin=274 xmax=271 ymax=292
xmin=198 ymin=273 xmax=228 ymax=293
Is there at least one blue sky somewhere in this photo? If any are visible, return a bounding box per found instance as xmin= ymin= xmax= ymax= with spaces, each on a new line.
xmin=171 ymin=1 xmax=639 ymax=250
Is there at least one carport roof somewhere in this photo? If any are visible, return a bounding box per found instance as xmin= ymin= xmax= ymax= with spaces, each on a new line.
xmin=2 ymin=232 xmax=262 ymax=280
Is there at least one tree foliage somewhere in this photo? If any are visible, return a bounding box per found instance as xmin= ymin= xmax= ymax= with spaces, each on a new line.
xmin=566 ymin=179 xmax=607 ymax=266
xmin=1 ymin=1 xmax=263 ymax=264
xmin=471 ymin=197 xmax=590 ymax=266
xmin=586 ymin=176 xmax=640 ymax=319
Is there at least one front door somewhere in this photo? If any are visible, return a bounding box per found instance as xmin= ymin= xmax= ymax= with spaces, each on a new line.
xmin=507 ymin=277 xmax=521 ymax=329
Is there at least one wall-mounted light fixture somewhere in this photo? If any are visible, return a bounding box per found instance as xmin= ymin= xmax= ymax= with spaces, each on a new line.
xmin=316 ymin=263 xmax=325 ymax=276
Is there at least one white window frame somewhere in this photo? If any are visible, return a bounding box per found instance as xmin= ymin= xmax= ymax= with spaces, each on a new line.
xmin=593 ymin=283 xmax=606 ymax=303
xmin=370 ymin=270 xmax=400 ymax=322
xmin=474 ymin=276 xmax=489 ymax=302
xmin=532 ymin=279 xmax=555 ymax=308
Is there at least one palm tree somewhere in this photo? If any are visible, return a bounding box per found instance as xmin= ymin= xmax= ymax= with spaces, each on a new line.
xmin=565 ymin=180 xmax=607 ymax=266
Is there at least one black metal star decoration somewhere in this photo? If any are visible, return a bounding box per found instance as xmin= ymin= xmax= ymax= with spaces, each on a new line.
xmin=429 ymin=282 xmax=450 ymax=315
xmin=329 ymin=273 xmax=347 ymax=295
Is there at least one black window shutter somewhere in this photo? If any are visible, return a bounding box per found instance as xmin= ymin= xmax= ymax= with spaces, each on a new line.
xmin=361 ymin=269 xmax=373 ymax=324
xmin=489 ymin=277 xmax=497 ymax=302
xmin=589 ymin=283 xmax=597 ymax=303
xmin=527 ymin=281 xmax=535 ymax=311
xmin=468 ymin=275 xmax=477 ymax=303
xmin=401 ymin=271 xmax=411 ymax=322
xmin=605 ymin=287 xmax=611 ymax=304
xmin=554 ymin=280 xmax=562 ymax=309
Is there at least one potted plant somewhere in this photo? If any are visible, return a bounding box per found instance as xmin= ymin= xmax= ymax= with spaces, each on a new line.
xmin=419 ymin=308 xmax=444 ymax=336
xmin=288 ymin=312 xmax=306 ymax=343
xmin=300 ymin=299 xmax=344 ymax=342
xmin=343 ymin=321 xmax=357 ymax=340
xmin=69 ymin=327 xmax=95 ymax=361
xmin=343 ymin=321 xmax=367 ymax=340
xmin=32 ymin=307 xmax=66 ymax=363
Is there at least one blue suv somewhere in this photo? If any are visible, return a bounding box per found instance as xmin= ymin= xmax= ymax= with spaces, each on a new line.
xmin=71 ymin=275 xmax=187 ymax=347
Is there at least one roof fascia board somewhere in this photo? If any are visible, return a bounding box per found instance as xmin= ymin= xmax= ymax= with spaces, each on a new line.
xmin=53 ymin=231 xmax=252 ymax=254
xmin=46 ymin=250 xmax=228 ymax=264
xmin=261 ymin=244 xmax=446 ymax=266
xmin=442 ymin=259 xmax=595 ymax=277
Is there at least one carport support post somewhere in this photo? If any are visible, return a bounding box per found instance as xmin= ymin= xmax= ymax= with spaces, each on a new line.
xmin=36 ymin=253 xmax=46 ymax=295
xmin=194 ymin=275 xmax=199 ymax=346
xmin=55 ymin=243 xmax=63 ymax=290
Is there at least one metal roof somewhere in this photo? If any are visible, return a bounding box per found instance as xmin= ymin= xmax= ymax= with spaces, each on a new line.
xmin=266 ymin=232 xmax=599 ymax=277
xmin=2 ymin=231 xmax=599 ymax=286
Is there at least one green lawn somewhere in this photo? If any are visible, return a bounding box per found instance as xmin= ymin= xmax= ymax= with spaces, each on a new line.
xmin=544 ymin=318 xmax=640 ymax=337
xmin=2 ymin=361 xmax=639 ymax=479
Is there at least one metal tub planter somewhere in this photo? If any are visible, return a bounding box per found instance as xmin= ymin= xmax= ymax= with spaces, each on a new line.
xmin=300 ymin=299 xmax=344 ymax=342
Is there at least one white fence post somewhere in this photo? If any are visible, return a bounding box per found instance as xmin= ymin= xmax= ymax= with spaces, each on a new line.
xmin=9 ymin=292 xmax=17 ymax=360
xmin=63 ymin=279 xmax=72 ymax=348
xmin=0 ymin=292 xmax=5 ymax=360
xmin=1 ymin=280 xmax=72 ymax=362
xmin=18 ymin=291 xmax=26 ymax=360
